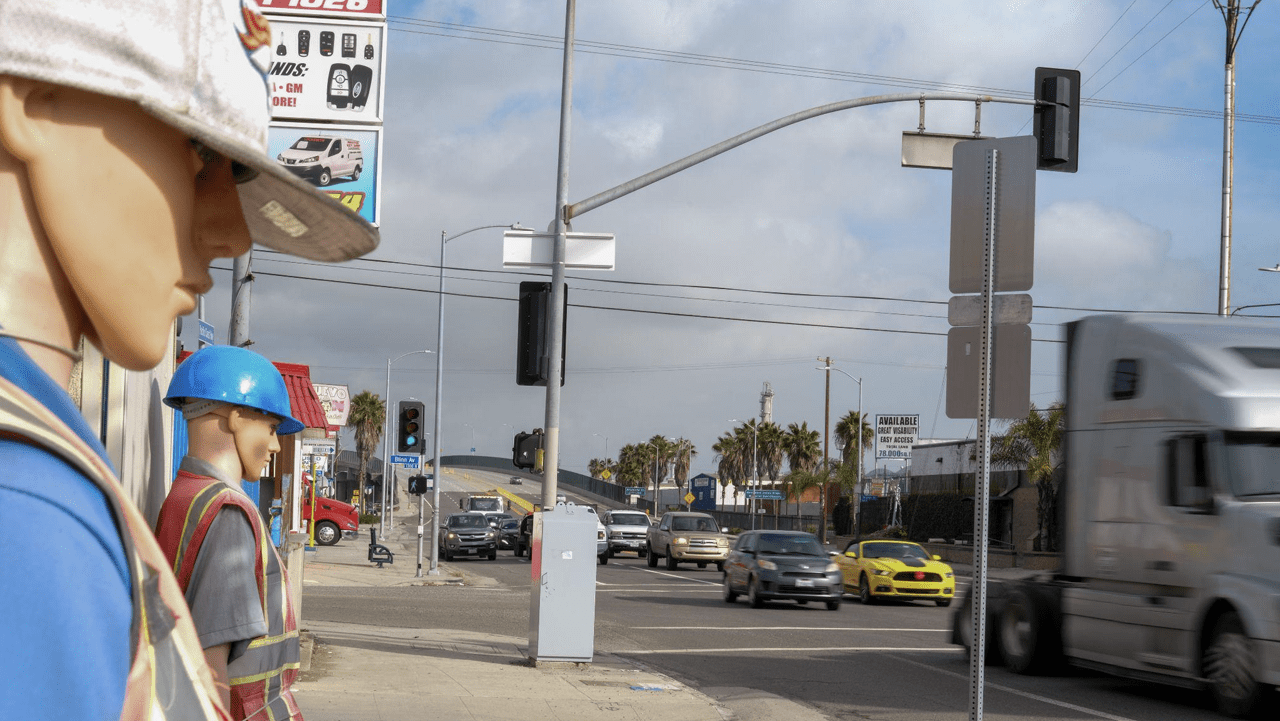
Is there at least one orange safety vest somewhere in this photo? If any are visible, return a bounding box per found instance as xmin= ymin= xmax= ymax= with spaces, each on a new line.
xmin=0 ymin=377 xmax=229 ymax=720
xmin=156 ymin=470 xmax=303 ymax=721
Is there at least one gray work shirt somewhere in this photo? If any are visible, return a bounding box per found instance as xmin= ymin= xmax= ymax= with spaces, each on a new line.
xmin=178 ymin=456 xmax=268 ymax=661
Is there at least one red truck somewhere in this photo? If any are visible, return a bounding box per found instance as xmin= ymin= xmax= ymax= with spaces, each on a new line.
xmin=302 ymin=474 xmax=359 ymax=546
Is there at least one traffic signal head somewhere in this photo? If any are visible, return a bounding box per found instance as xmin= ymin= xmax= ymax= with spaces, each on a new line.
xmin=516 ymin=281 xmax=567 ymax=387
xmin=408 ymin=474 xmax=431 ymax=495
xmin=512 ymin=430 xmax=541 ymax=470
xmin=1033 ymin=67 xmax=1080 ymax=173
xmin=397 ymin=400 xmax=425 ymax=454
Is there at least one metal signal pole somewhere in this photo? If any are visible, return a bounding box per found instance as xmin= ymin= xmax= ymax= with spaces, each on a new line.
xmin=1214 ymin=0 xmax=1260 ymax=316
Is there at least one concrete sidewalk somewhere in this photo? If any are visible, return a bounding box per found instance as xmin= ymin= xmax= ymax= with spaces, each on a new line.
xmin=291 ymin=512 xmax=810 ymax=721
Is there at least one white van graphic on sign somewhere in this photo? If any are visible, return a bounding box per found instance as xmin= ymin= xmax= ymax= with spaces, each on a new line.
xmin=277 ymin=135 xmax=363 ymax=186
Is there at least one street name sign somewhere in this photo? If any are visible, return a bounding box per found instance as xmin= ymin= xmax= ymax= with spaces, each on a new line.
xmin=625 ymin=486 xmax=645 ymax=496
xmin=390 ymin=454 xmax=419 ymax=468
xmin=502 ymin=229 xmax=616 ymax=270
xmin=745 ymin=489 xmax=783 ymax=500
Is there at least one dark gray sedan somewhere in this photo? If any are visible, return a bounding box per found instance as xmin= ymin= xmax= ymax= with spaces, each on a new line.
xmin=722 ymin=530 xmax=843 ymax=610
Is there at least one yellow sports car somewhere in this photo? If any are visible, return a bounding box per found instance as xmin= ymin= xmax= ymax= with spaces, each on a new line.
xmin=836 ymin=540 xmax=955 ymax=606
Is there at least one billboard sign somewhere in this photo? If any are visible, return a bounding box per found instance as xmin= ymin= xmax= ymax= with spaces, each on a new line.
xmin=312 ymin=383 xmax=350 ymax=427
xmin=875 ymin=414 xmax=920 ymax=460
xmin=259 ymin=0 xmax=386 ymax=18
xmin=269 ymin=122 xmax=382 ymax=225
xmin=266 ymin=17 xmax=386 ymax=122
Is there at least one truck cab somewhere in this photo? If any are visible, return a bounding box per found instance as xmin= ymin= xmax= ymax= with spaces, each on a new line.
xmin=302 ymin=475 xmax=359 ymax=546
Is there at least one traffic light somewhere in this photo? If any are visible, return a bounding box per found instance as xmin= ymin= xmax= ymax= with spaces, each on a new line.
xmin=1033 ymin=67 xmax=1080 ymax=173
xmin=516 ymin=282 xmax=567 ymax=387
xmin=396 ymin=400 xmax=425 ymax=454
xmin=512 ymin=431 xmax=542 ymax=470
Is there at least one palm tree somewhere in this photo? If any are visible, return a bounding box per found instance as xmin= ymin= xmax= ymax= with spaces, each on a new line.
xmin=711 ymin=433 xmax=737 ymax=512
xmin=671 ymin=438 xmax=697 ymax=505
xmin=992 ymin=403 xmax=1066 ymax=552
xmin=617 ymin=443 xmax=651 ymax=487
xmin=647 ymin=435 xmax=674 ymax=504
xmin=786 ymin=469 xmax=826 ymax=520
xmin=834 ymin=410 xmax=873 ymax=470
xmin=588 ymin=458 xmax=605 ymax=479
xmin=347 ymin=390 xmax=385 ymax=514
xmin=783 ymin=421 xmax=822 ymax=474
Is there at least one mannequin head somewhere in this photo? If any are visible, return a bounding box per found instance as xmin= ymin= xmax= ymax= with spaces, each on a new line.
xmin=186 ymin=404 xmax=282 ymax=483
xmin=0 ymin=77 xmax=251 ymax=379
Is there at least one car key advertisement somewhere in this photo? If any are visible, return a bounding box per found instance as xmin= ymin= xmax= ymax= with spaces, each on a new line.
xmin=270 ymin=122 xmax=382 ymax=226
xmin=267 ymin=17 xmax=386 ymax=122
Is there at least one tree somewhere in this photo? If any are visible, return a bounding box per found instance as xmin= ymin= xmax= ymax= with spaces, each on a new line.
xmin=834 ymin=410 xmax=873 ymax=470
xmin=347 ymin=390 xmax=385 ymax=513
xmin=617 ymin=443 xmax=651 ymax=487
xmin=783 ymin=421 xmax=821 ymax=474
xmin=991 ymin=403 xmax=1066 ymax=552
xmin=647 ymin=435 xmax=674 ymax=504
xmin=712 ymin=433 xmax=742 ymax=513
xmin=671 ymin=438 xmax=697 ymax=503
xmin=786 ymin=469 xmax=826 ymax=519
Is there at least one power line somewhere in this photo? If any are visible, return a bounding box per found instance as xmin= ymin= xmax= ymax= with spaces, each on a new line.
xmin=1091 ymin=2 xmax=1212 ymax=97
xmin=1082 ymin=0 xmax=1179 ymax=89
xmin=387 ymin=14 xmax=1280 ymax=127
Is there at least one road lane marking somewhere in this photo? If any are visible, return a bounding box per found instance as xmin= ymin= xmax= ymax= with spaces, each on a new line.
xmin=626 ymin=568 xmax=723 ymax=586
xmin=887 ymin=654 xmax=1141 ymax=721
xmin=616 ymin=646 xmax=955 ymax=655
xmin=630 ymin=626 xmax=948 ymax=632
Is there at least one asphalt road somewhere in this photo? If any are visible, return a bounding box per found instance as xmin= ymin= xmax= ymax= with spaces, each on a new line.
xmin=305 ymin=466 xmax=1232 ymax=721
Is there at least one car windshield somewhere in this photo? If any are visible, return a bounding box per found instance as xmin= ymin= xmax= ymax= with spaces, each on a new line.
xmin=672 ymin=516 xmax=717 ymax=532
xmin=448 ymin=515 xmax=487 ymax=528
xmin=757 ymin=533 xmax=823 ymax=556
xmin=862 ymin=542 xmax=927 ymax=560
xmin=290 ymin=137 xmax=331 ymax=151
xmin=611 ymin=513 xmax=649 ymax=526
xmin=500 ymin=520 xmax=519 ymax=530
xmin=1223 ymin=432 xmax=1280 ymax=497
xmin=470 ymin=498 xmax=502 ymax=511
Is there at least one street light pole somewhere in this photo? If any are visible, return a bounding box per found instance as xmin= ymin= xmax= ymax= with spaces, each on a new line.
xmin=430 ymin=223 xmax=524 ymax=575
xmin=819 ymin=364 xmax=863 ymax=540
xmin=463 ymin=422 xmax=475 ymax=454
xmin=382 ymin=349 xmax=432 ymax=539
xmin=593 ymin=433 xmax=608 ymax=475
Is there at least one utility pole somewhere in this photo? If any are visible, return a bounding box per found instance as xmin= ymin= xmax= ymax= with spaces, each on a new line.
xmin=1214 ymin=0 xmax=1260 ymax=316
xmin=819 ymin=356 xmax=831 ymax=545
xmin=229 ymin=250 xmax=253 ymax=347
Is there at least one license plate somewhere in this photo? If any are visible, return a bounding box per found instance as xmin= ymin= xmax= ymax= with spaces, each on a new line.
xmin=460 ymin=548 xmax=472 ymax=555
xmin=796 ymin=578 xmax=814 ymax=587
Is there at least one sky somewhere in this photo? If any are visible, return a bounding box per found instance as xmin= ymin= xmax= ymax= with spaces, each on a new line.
xmin=189 ymin=0 xmax=1280 ymax=478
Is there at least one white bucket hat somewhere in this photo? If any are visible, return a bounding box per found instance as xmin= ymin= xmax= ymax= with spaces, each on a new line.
xmin=0 ymin=0 xmax=378 ymax=262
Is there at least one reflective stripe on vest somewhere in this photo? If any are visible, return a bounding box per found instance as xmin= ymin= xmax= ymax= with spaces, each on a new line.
xmin=0 ymin=377 xmax=229 ymax=721
xmin=157 ymin=471 xmax=302 ymax=721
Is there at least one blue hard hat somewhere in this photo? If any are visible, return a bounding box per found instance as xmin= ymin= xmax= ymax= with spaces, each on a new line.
xmin=165 ymin=346 xmax=305 ymax=435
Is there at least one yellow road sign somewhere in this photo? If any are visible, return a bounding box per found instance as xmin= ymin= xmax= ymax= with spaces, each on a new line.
xmin=602 ymin=469 xmax=612 ymax=480
xmin=684 ymin=492 xmax=695 ymax=504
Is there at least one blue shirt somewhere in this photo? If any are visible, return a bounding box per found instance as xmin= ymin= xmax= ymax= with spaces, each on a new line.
xmin=0 ymin=336 xmax=131 ymax=719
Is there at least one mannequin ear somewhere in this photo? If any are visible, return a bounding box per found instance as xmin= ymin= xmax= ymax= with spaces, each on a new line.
xmin=0 ymin=77 xmax=55 ymax=165
xmin=225 ymin=406 xmax=248 ymax=433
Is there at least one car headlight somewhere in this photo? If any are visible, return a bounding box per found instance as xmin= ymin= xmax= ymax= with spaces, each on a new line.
xmin=872 ymin=569 xmax=892 ymax=576
xmin=825 ymin=562 xmax=840 ymax=573
xmin=757 ymin=559 xmax=778 ymax=571
xmin=716 ymin=537 xmax=729 ymax=547
xmin=304 ymin=155 xmax=320 ymax=163
xmin=486 ymin=530 xmax=496 ymax=538
xmin=276 ymin=153 xmax=285 ymax=161
xmin=447 ymin=532 xmax=457 ymax=540
xmin=610 ymin=530 xmax=623 ymax=538
xmin=674 ymin=537 xmax=689 ymax=545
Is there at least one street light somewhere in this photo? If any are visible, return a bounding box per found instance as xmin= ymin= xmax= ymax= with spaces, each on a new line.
xmin=429 ymin=223 xmax=527 ymax=576
xmin=462 ymin=422 xmax=476 ymax=454
xmin=819 ymin=364 xmax=864 ymax=540
xmin=382 ymin=349 xmax=432 ymax=539
xmin=729 ymin=419 xmax=759 ymax=530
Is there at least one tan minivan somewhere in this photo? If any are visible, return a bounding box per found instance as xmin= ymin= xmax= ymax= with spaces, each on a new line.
xmin=646 ymin=511 xmax=729 ymax=571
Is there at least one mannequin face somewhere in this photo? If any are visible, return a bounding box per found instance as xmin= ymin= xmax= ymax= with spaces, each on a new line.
xmin=1 ymin=81 xmax=252 ymax=370
xmin=227 ymin=407 xmax=281 ymax=482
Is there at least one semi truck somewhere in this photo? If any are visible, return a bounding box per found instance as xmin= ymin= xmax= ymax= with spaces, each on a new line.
xmin=954 ymin=314 xmax=1280 ymax=717
xmin=459 ymin=492 xmax=508 ymax=513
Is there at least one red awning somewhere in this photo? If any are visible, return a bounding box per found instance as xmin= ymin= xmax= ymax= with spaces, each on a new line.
xmin=176 ymin=351 xmax=329 ymax=430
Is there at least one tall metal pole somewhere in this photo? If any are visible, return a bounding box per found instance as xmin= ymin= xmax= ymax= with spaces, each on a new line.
xmin=430 ymin=230 xmax=447 ymax=576
xmin=820 ymin=356 xmax=831 ymax=545
xmin=541 ymin=0 xmax=575 ymax=510
xmin=751 ymin=422 xmax=758 ymax=531
xmin=1215 ymin=0 xmax=1259 ymax=316
xmin=229 ymin=251 xmax=252 ymax=347
xmin=382 ymin=357 xmax=392 ymax=535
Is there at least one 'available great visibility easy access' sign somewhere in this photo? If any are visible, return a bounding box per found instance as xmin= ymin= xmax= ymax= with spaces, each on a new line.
xmin=875 ymin=414 xmax=919 ymax=460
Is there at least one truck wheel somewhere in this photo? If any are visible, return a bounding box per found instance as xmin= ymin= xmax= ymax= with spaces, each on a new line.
xmin=315 ymin=521 xmax=339 ymax=546
xmin=716 ymin=560 xmax=725 ymax=573
xmin=1204 ymin=611 xmax=1263 ymax=718
xmin=638 ymin=548 xmax=648 ymax=558
xmin=1000 ymin=587 xmax=1054 ymax=674
xmin=825 ymin=599 xmax=841 ymax=611
xmin=665 ymin=548 xmax=678 ymax=570
xmin=697 ymin=562 xmax=707 ymax=569
xmin=598 ymin=554 xmax=608 ymax=565
xmin=748 ymin=576 xmax=764 ymax=608
xmin=487 ymin=551 xmax=497 ymax=561
xmin=955 ymin=591 xmax=1002 ymax=666
xmin=317 ymin=168 xmax=332 ymax=186
xmin=646 ymin=545 xmax=658 ymax=567
xmin=351 ymin=164 xmax=361 ymax=181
